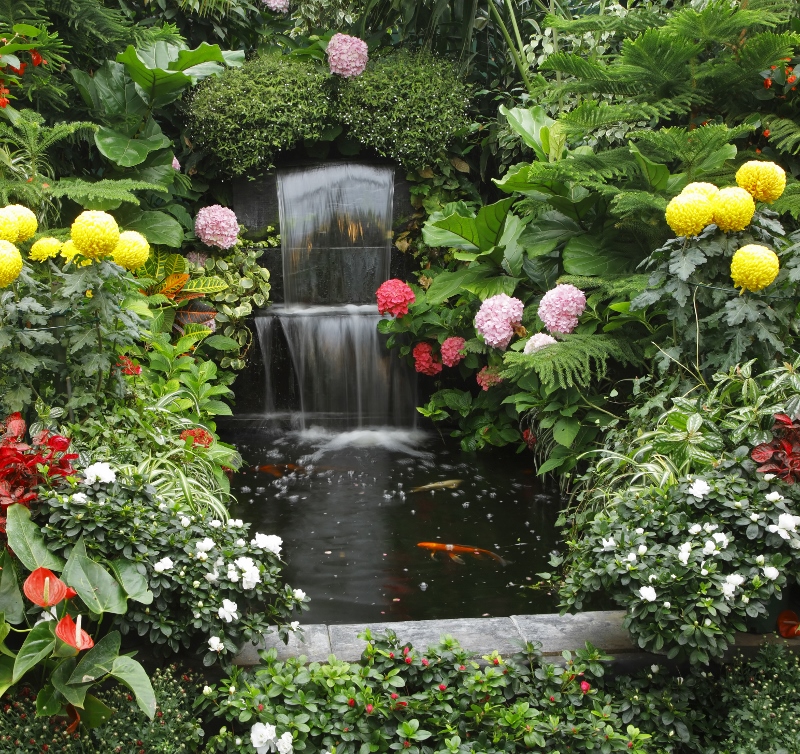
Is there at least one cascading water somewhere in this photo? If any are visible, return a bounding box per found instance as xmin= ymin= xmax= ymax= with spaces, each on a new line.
xmin=254 ymin=163 xmax=416 ymax=429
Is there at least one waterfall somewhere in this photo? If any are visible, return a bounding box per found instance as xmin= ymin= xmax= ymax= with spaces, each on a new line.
xmin=253 ymin=163 xmax=416 ymax=429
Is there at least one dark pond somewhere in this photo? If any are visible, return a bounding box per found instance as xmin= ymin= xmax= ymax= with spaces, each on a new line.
xmin=223 ymin=426 xmax=563 ymax=624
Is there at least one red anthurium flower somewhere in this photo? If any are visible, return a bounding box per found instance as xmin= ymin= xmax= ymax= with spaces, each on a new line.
xmin=23 ymin=567 xmax=67 ymax=608
xmin=65 ymin=587 xmax=78 ymax=600
xmin=55 ymin=614 xmax=93 ymax=650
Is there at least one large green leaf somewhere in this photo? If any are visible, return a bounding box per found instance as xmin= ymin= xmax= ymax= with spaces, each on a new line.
xmin=6 ymin=505 xmax=64 ymax=573
xmin=629 ymin=143 xmax=670 ymax=191
xmin=95 ymin=127 xmax=155 ymax=167
xmin=124 ymin=148 xmax=176 ymax=187
xmin=81 ymin=694 xmax=114 ymax=729
xmin=12 ymin=621 xmax=55 ymax=683
xmin=461 ymin=275 xmax=520 ymax=300
xmin=180 ymin=276 xmax=228 ymax=294
xmin=111 ymin=655 xmax=156 ymax=719
xmin=475 ymin=198 xmax=515 ymax=253
xmin=109 ymin=560 xmax=153 ymax=606
xmin=428 ymin=213 xmax=480 ymax=250
xmin=72 ymin=62 xmax=148 ymax=128
xmin=499 ymin=105 xmax=554 ymax=162
xmin=52 ymin=657 xmax=88 ymax=708
xmin=562 ymin=234 xmax=636 ymax=276
xmin=0 ymin=549 xmax=24 ymax=624
xmin=421 ymin=202 xmax=477 ymax=249
xmin=500 ymin=213 xmax=525 ymax=277
xmin=0 ymin=656 xmax=13 ymax=698
xmin=553 ymin=417 xmax=581 ymax=448
xmin=425 ymin=265 xmax=495 ymax=306
xmin=123 ymin=210 xmax=184 ymax=247
xmin=62 ymin=540 xmax=128 ymax=615
xmin=69 ymin=631 xmax=120 ymax=685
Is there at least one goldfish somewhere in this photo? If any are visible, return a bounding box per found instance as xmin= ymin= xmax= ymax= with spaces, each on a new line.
xmin=417 ymin=542 xmax=508 ymax=566
xmin=253 ymin=463 xmax=301 ymax=477
xmin=411 ymin=479 xmax=462 ymax=492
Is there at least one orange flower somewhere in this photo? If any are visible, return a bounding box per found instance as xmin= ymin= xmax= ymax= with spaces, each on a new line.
xmin=763 ymin=129 xmax=771 ymax=138
xmin=764 ymin=78 xmax=773 ymax=89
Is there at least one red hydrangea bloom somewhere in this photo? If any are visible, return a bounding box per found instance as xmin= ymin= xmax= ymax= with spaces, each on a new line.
xmin=180 ymin=428 xmax=214 ymax=448
xmin=376 ymin=279 xmax=415 ymax=318
xmin=412 ymin=342 xmax=442 ymax=376
xmin=440 ymin=336 xmax=466 ymax=367
xmin=476 ymin=366 xmax=503 ymax=391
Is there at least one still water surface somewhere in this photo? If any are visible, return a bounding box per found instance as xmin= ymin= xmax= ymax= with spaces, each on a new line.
xmin=224 ymin=426 xmax=563 ymax=624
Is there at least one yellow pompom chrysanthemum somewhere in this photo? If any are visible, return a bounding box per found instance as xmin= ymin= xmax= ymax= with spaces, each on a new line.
xmin=0 ymin=207 xmax=20 ymax=243
xmin=71 ymin=210 xmax=120 ymax=260
xmin=712 ymin=187 xmax=755 ymax=232
xmin=681 ymin=182 xmax=720 ymax=201
xmin=0 ymin=240 xmax=23 ymax=287
xmin=29 ymin=237 xmax=62 ymax=262
xmin=111 ymin=230 xmax=150 ymax=271
xmin=665 ymin=193 xmax=714 ymax=237
xmin=730 ymin=244 xmax=779 ymax=293
xmin=60 ymin=239 xmax=92 ymax=267
xmin=735 ymin=161 xmax=786 ymax=203
xmin=6 ymin=205 xmax=37 ymax=241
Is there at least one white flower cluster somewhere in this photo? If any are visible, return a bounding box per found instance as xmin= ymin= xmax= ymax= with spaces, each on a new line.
xmin=251 ymin=722 xmax=293 ymax=754
xmin=766 ymin=512 xmax=800 ymax=545
xmin=83 ymin=461 xmax=116 ymax=485
xmin=252 ymin=532 xmax=283 ymax=556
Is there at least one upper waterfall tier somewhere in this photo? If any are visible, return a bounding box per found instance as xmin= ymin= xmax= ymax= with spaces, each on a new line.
xmin=277 ymin=163 xmax=395 ymax=305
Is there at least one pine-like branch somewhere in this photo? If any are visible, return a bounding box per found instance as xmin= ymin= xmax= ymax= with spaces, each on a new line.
xmin=761 ymin=115 xmax=800 ymax=156
xmin=47 ymin=178 xmax=167 ymax=206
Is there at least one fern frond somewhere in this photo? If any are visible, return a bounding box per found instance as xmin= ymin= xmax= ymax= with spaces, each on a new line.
xmin=501 ymin=334 xmax=641 ymax=389
xmin=630 ymin=123 xmax=753 ymax=176
xmin=522 ymin=148 xmax=639 ymax=187
xmin=664 ymin=0 xmax=782 ymax=44
xmin=771 ymin=182 xmax=800 ymax=220
xmin=539 ymin=54 xmax=641 ymax=97
xmin=542 ymin=10 xmax=666 ymax=36
xmin=556 ymin=274 xmax=651 ymax=307
xmin=558 ymin=100 xmax=689 ymax=136
xmin=761 ymin=115 xmax=800 ymax=156
xmin=609 ymin=190 xmax=668 ymax=221
xmin=620 ymin=29 xmax=705 ymax=88
xmin=47 ymin=178 xmax=167 ymax=207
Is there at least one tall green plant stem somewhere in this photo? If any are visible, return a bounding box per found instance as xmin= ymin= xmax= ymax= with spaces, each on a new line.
xmin=488 ymin=1 xmax=534 ymax=94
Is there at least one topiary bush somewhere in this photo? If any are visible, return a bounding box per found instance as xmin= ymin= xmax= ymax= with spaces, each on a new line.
xmin=187 ymin=53 xmax=334 ymax=176
xmin=338 ymin=51 xmax=471 ymax=169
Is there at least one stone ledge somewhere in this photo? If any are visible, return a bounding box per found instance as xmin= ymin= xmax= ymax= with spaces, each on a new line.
xmin=234 ymin=610 xmax=800 ymax=667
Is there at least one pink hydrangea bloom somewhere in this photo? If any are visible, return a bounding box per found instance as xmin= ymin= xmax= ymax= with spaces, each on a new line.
xmin=172 ymin=156 xmax=181 ymax=171
xmin=474 ymin=294 xmax=524 ymax=350
xmin=537 ymin=284 xmax=587 ymax=334
xmin=523 ymin=333 xmax=558 ymax=354
xmin=186 ymin=251 xmax=209 ymax=267
xmin=326 ymin=33 xmax=369 ymax=78
xmin=195 ymin=205 xmax=239 ymax=250
xmin=440 ymin=336 xmax=466 ymax=367
xmin=476 ymin=366 xmax=503 ymax=391
xmin=412 ymin=342 xmax=442 ymax=376
xmin=376 ymin=279 xmax=415 ymax=317
xmin=263 ymin=0 xmax=289 ymax=10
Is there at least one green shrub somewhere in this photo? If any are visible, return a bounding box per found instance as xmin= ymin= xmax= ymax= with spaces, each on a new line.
xmin=188 ymin=53 xmax=334 ymax=176
xmin=339 ymin=51 xmax=470 ymax=169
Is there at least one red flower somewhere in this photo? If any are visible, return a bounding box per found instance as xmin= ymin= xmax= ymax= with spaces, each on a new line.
xmin=458 ymin=665 xmax=466 ymax=671
xmin=180 ymin=428 xmax=214 ymax=448
xmin=388 ymin=652 xmax=394 ymax=658
xmin=404 ymin=656 xmax=412 ymax=664
xmin=23 ymin=568 xmax=68 ymax=608
xmin=421 ymin=658 xmax=429 ymax=666
xmin=763 ymin=129 xmax=771 ymax=138
xmin=412 ymin=342 xmax=442 ymax=376
xmin=29 ymin=50 xmax=44 ymax=66
xmin=764 ymin=78 xmax=773 ymax=89
xmin=55 ymin=614 xmax=94 ymax=650
xmin=580 ymin=681 xmax=591 ymax=694
xmin=376 ymin=279 xmax=415 ymax=318
xmin=64 ymin=587 xmax=78 ymax=600
xmin=116 ymin=355 xmax=142 ymax=376
xmin=549 ymin=696 xmax=555 ymax=702
xmin=365 ymin=704 xmax=373 ymax=713
xmin=347 ymin=698 xmax=355 ymax=707
xmin=522 ymin=429 xmax=536 ymax=449
xmin=8 ymin=62 xmax=26 ymax=76
xmin=390 ymin=693 xmax=398 ymax=700
xmin=438 ymin=684 xmax=447 ymax=691
xmin=789 ymin=75 xmax=797 ymax=83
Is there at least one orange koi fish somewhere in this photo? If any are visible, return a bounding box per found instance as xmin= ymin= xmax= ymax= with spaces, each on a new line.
xmin=417 ymin=542 xmax=508 ymax=566
xmin=253 ymin=463 xmax=301 ymax=477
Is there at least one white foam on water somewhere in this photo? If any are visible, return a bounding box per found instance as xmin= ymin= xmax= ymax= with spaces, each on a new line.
xmin=291 ymin=426 xmax=431 ymax=458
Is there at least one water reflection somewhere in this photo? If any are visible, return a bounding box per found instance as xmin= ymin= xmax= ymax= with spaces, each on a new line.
xmin=225 ymin=427 xmax=563 ymax=624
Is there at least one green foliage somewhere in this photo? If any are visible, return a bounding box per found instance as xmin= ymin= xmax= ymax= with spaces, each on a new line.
xmin=188 ymin=52 xmax=334 ymax=176
xmin=205 ymin=632 xmax=652 ymax=753
xmin=338 ymin=51 xmax=470 ymax=170
xmin=40 ymin=480 xmax=303 ymax=661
